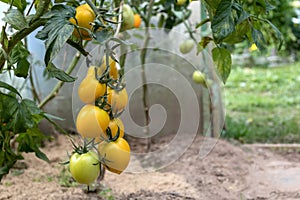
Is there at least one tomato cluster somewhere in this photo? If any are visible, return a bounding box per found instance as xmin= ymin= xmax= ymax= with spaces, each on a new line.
xmin=69 ymin=55 xmax=130 ymax=185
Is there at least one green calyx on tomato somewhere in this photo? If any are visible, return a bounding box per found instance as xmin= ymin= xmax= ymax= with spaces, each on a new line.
xmin=69 ymin=151 xmax=100 ymax=184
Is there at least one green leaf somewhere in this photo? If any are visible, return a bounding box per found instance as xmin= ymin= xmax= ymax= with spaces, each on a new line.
xmin=223 ymin=20 xmax=250 ymax=44
xmin=0 ymin=92 xmax=19 ymax=123
xmin=212 ymin=47 xmax=231 ymax=84
xmin=211 ymin=0 xmax=235 ymax=43
xmin=36 ymin=5 xmax=75 ymax=66
xmin=197 ymin=36 xmax=213 ymax=54
xmin=45 ymin=23 xmax=74 ymax=63
xmin=265 ymin=19 xmax=283 ymax=50
xmin=8 ymin=99 xmax=42 ymax=132
xmin=15 ymin=58 xmax=30 ymax=78
xmin=0 ymin=0 xmax=27 ymax=12
xmin=251 ymin=27 xmax=266 ymax=51
xmin=0 ymin=81 xmax=21 ymax=97
xmin=46 ymin=63 xmax=76 ymax=82
xmin=10 ymin=41 xmax=30 ymax=64
xmin=16 ymin=127 xmax=50 ymax=163
xmin=203 ymin=0 xmax=221 ymax=10
xmin=94 ymin=29 xmax=114 ymax=44
xmin=3 ymin=9 xmax=28 ymax=30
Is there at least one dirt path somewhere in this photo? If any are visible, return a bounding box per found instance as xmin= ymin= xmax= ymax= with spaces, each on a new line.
xmin=0 ymin=135 xmax=299 ymax=200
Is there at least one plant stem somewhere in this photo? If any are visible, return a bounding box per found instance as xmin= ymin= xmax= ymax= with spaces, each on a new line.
xmin=38 ymin=41 xmax=88 ymax=108
xmin=140 ymin=0 xmax=154 ymax=152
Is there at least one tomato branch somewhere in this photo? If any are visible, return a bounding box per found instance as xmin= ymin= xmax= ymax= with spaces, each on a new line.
xmin=140 ymin=0 xmax=155 ymax=152
xmin=38 ymin=41 xmax=88 ymax=109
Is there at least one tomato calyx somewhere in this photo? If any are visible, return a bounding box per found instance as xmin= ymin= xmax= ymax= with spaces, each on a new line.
xmin=105 ymin=125 xmax=121 ymax=142
xmin=107 ymin=78 xmax=126 ymax=92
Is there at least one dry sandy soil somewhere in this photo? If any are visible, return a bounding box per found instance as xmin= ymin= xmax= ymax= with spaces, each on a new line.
xmin=1 ymin=134 xmax=300 ymax=200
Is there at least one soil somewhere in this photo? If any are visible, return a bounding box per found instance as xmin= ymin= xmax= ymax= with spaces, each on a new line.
xmin=1 ymin=134 xmax=300 ymax=200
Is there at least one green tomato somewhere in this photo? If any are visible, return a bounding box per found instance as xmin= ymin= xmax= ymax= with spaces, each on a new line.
xmin=179 ymin=39 xmax=194 ymax=54
xmin=176 ymin=0 xmax=187 ymax=6
xmin=121 ymin=4 xmax=134 ymax=30
xmin=192 ymin=70 xmax=206 ymax=85
xmin=69 ymin=151 xmax=100 ymax=184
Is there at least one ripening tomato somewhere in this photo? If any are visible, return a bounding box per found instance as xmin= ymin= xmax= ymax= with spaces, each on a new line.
xmin=76 ymin=104 xmax=110 ymax=138
xmin=121 ymin=4 xmax=134 ymax=30
xmin=98 ymin=56 xmax=118 ymax=79
xmin=98 ymin=138 xmax=130 ymax=174
xmin=133 ymin=14 xmax=142 ymax=28
xmin=107 ymin=87 xmax=128 ymax=115
xmin=70 ymin=4 xmax=95 ymax=40
xmin=179 ymin=39 xmax=194 ymax=54
xmin=192 ymin=70 xmax=205 ymax=84
xmin=176 ymin=0 xmax=187 ymax=5
xmin=78 ymin=67 xmax=106 ymax=103
xmin=69 ymin=151 xmax=100 ymax=184
xmin=100 ymin=118 xmax=125 ymax=140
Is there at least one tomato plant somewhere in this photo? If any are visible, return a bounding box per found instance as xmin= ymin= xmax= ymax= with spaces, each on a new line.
xmin=0 ymin=0 xmax=284 ymax=182
xmin=69 ymin=151 xmax=100 ymax=184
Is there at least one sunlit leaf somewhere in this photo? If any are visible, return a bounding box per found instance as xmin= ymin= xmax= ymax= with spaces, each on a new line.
xmin=3 ymin=9 xmax=28 ymax=30
xmin=212 ymin=47 xmax=231 ymax=84
xmin=211 ymin=0 xmax=235 ymax=43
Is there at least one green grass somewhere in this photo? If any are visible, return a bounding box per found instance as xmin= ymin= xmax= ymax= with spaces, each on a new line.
xmin=223 ymin=62 xmax=300 ymax=143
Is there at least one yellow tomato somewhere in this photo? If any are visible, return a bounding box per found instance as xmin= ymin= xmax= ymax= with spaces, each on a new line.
xmin=176 ymin=0 xmax=187 ymax=5
xmin=98 ymin=138 xmax=130 ymax=174
xmin=100 ymin=118 xmax=125 ymax=140
xmin=133 ymin=14 xmax=142 ymax=28
xmin=70 ymin=4 xmax=95 ymax=40
xmin=78 ymin=67 xmax=106 ymax=104
xmin=76 ymin=104 xmax=110 ymax=138
xmin=98 ymin=56 xmax=118 ymax=79
xmin=107 ymin=87 xmax=128 ymax=115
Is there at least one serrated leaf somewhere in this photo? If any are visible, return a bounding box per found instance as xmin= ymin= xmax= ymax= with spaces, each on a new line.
xmin=212 ymin=47 xmax=231 ymax=84
xmin=47 ymin=63 xmax=76 ymax=82
xmin=35 ymin=5 xmax=75 ymax=67
xmin=15 ymin=58 xmax=30 ymax=78
xmin=45 ymin=23 xmax=74 ymax=63
xmin=10 ymin=41 xmax=30 ymax=64
xmin=197 ymin=36 xmax=213 ymax=54
xmin=0 ymin=81 xmax=21 ymax=97
xmin=3 ymin=9 xmax=28 ymax=30
xmin=11 ymin=99 xmax=42 ymax=132
xmin=211 ymin=0 xmax=235 ymax=43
